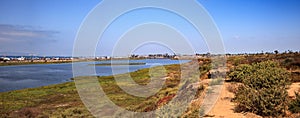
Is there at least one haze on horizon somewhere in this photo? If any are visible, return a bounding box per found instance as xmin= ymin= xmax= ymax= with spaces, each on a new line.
xmin=0 ymin=0 xmax=299 ymax=56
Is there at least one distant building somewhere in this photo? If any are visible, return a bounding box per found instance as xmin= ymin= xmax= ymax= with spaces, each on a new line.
xmin=53 ymin=57 xmax=60 ymax=60
xmin=16 ymin=57 xmax=25 ymax=61
xmin=95 ymin=56 xmax=110 ymax=60
xmin=0 ymin=57 xmax=11 ymax=61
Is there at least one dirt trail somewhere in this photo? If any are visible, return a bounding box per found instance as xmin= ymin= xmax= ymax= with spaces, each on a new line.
xmin=206 ymin=83 xmax=250 ymax=118
xmin=200 ymin=63 xmax=300 ymax=118
xmin=204 ymin=65 xmax=261 ymax=118
xmin=205 ymin=82 xmax=299 ymax=118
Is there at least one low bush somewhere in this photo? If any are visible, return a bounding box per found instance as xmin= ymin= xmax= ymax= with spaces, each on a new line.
xmin=232 ymin=61 xmax=290 ymax=117
xmin=226 ymin=83 xmax=239 ymax=94
xmin=228 ymin=64 xmax=252 ymax=82
xmin=289 ymin=92 xmax=300 ymax=113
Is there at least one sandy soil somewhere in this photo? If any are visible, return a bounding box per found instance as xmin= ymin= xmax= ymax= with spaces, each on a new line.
xmin=288 ymin=82 xmax=300 ymax=98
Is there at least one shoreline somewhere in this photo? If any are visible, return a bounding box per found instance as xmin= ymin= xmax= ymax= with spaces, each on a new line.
xmin=92 ymin=62 xmax=146 ymax=66
xmin=0 ymin=62 xmax=182 ymax=93
xmin=0 ymin=63 xmax=185 ymax=117
xmin=0 ymin=60 xmax=77 ymax=66
xmin=0 ymin=59 xmax=191 ymax=93
xmin=0 ymin=58 xmax=183 ymax=66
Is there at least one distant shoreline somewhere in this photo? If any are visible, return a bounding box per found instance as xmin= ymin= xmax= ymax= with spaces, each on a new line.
xmin=92 ymin=62 xmax=146 ymax=66
xmin=0 ymin=58 xmax=182 ymax=66
xmin=0 ymin=60 xmax=76 ymax=66
xmin=0 ymin=59 xmax=190 ymax=93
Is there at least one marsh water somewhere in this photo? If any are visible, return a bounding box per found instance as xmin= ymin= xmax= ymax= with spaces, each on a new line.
xmin=0 ymin=59 xmax=189 ymax=92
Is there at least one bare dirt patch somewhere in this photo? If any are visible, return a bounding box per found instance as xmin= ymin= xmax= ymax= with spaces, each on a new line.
xmin=288 ymin=82 xmax=300 ymax=98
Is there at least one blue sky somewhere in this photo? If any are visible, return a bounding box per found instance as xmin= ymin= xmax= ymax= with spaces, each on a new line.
xmin=0 ymin=0 xmax=299 ymax=56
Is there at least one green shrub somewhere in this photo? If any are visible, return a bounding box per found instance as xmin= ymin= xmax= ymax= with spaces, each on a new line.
xmin=228 ymin=64 xmax=253 ymax=82
xmin=289 ymin=92 xmax=300 ymax=113
xmin=232 ymin=56 xmax=247 ymax=66
xmin=233 ymin=61 xmax=290 ymax=116
xmin=226 ymin=83 xmax=239 ymax=94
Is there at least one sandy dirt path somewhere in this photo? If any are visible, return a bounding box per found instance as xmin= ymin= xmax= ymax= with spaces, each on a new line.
xmin=205 ymin=82 xmax=300 ymax=118
xmin=206 ymin=82 xmax=250 ymax=118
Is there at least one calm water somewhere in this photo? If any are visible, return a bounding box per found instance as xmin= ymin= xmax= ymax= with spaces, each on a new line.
xmin=0 ymin=59 xmax=189 ymax=92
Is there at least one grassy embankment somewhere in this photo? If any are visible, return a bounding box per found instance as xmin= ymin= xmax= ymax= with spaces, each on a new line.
xmin=0 ymin=59 xmax=211 ymax=117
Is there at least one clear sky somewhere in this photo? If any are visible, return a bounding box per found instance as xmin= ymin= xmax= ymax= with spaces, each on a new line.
xmin=0 ymin=0 xmax=299 ymax=56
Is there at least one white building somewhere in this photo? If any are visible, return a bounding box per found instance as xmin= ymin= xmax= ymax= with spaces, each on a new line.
xmin=0 ymin=57 xmax=11 ymax=61
xmin=16 ymin=57 xmax=25 ymax=61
